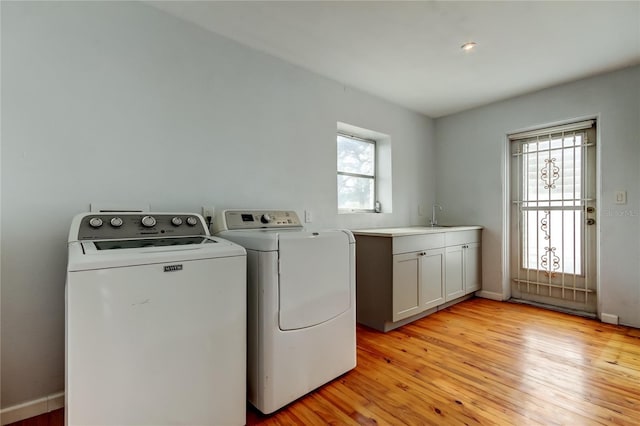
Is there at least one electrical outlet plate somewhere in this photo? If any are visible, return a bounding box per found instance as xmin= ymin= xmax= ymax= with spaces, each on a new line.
xmin=202 ymin=206 xmax=216 ymax=220
xmin=304 ymin=210 xmax=312 ymax=223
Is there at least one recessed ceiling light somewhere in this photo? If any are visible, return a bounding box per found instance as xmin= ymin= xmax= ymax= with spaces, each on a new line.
xmin=461 ymin=42 xmax=477 ymax=51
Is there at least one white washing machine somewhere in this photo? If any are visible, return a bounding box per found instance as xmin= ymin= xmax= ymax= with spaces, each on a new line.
xmin=213 ymin=209 xmax=356 ymax=414
xmin=66 ymin=212 xmax=246 ymax=426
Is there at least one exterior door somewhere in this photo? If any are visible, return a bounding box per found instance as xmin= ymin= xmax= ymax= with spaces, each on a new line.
xmin=510 ymin=120 xmax=597 ymax=313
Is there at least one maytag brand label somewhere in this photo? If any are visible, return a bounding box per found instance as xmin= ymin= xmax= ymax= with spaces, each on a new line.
xmin=163 ymin=264 xmax=183 ymax=272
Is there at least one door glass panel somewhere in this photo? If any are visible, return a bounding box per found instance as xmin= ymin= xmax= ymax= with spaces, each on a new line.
xmin=521 ymin=210 xmax=582 ymax=275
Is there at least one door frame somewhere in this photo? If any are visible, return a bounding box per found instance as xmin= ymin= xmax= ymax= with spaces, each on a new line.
xmin=501 ymin=114 xmax=602 ymax=315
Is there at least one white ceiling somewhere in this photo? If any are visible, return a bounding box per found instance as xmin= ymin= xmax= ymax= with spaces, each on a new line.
xmin=149 ymin=1 xmax=640 ymax=118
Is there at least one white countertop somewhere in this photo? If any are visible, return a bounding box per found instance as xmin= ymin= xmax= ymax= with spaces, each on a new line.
xmin=351 ymin=225 xmax=483 ymax=237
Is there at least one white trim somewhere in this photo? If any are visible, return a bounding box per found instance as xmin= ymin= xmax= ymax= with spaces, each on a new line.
xmin=501 ymin=133 xmax=511 ymax=301
xmin=509 ymin=119 xmax=595 ymax=140
xmin=0 ymin=392 xmax=64 ymax=425
xmin=476 ymin=290 xmax=505 ymax=301
xmin=594 ymin=114 xmax=603 ymax=318
xmin=600 ymin=313 xmax=619 ymax=325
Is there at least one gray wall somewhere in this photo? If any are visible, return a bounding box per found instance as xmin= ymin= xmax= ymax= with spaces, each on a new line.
xmin=434 ymin=65 xmax=640 ymax=327
xmin=3 ymin=0 xmax=638 ymax=413
xmin=1 ymin=2 xmax=435 ymax=408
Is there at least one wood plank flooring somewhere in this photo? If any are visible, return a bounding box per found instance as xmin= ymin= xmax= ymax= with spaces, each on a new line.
xmin=8 ymin=298 xmax=640 ymax=425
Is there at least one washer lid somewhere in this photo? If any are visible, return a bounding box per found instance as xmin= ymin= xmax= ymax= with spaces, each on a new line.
xmin=278 ymin=230 xmax=352 ymax=330
xmin=91 ymin=236 xmax=215 ymax=251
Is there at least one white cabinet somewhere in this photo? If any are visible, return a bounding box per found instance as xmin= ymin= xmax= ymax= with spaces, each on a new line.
xmin=421 ymin=248 xmax=446 ymax=310
xmin=392 ymin=251 xmax=421 ymax=321
xmin=445 ymin=245 xmax=465 ymax=301
xmin=445 ymin=232 xmax=482 ymax=301
xmin=392 ymin=248 xmax=445 ymax=322
xmin=464 ymin=242 xmax=481 ymax=294
xmin=354 ymin=227 xmax=481 ymax=332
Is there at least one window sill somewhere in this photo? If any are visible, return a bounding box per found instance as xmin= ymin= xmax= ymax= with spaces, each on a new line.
xmin=338 ymin=209 xmax=379 ymax=214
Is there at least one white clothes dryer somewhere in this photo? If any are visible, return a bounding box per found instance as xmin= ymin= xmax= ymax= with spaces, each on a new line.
xmin=66 ymin=212 xmax=246 ymax=426
xmin=213 ymin=210 xmax=356 ymax=414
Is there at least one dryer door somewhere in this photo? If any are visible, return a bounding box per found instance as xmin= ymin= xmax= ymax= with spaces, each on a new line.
xmin=278 ymin=231 xmax=352 ymax=330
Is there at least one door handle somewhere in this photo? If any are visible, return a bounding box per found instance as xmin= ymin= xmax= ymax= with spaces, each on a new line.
xmin=586 ymin=218 xmax=596 ymax=225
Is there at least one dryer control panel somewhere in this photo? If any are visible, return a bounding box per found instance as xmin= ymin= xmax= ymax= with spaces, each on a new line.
xmin=75 ymin=213 xmax=208 ymax=240
xmin=220 ymin=210 xmax=303 ymax=230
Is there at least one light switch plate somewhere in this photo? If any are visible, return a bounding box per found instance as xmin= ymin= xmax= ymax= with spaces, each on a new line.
xmin=615 ymin=191 xmax=627 ymax=205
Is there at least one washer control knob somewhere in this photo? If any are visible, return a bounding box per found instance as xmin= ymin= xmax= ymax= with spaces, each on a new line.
xmin=260 ymin=214 xmax=273 ymax=224
xmin=110 ymin=217 xmax=123 ymax=228
xmin=141 ymin=215 xmax=156 ymax=228
xmin=171 ymin=217 xmax=183 ymax=226
xmin=186 ymin=216 xmax=198 ymax=226
xmin=89 ymin=217 xmax=103 ymax=228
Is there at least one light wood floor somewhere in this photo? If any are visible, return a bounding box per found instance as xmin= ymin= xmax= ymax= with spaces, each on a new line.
xmin=10 ymin=298 xmax=640 ymax=425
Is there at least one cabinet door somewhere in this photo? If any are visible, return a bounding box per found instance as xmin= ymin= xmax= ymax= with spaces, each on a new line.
xmin=421 ymin=248 xmax=445 ymax=310
xmin=445 ymin=245 xmax=465 ymax=301
xmin=392 ymin=252 xmax=421 ymax=321
xmin=464 ymin=242 xmax=482 ymax=294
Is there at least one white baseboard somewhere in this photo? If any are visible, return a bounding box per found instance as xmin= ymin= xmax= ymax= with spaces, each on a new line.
xmin=0 ymin=392 xmax=64 ymax=425
xmin=600 ymin=313 xmax=619 ymax=325
xmin=476 ymin=290 xmax=504 ymax=301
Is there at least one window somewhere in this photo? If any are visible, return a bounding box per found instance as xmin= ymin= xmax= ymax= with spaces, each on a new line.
xmin=337 ymin=133 xmax=376 ymax=211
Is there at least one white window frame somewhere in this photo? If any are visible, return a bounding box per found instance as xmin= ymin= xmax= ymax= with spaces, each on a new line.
xmin=337 ymin=132 xmax=377 ymax=213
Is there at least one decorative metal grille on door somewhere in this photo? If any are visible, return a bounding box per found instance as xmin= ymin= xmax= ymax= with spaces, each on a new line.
xmin=510 ymin=120 xmax=597 ymax=313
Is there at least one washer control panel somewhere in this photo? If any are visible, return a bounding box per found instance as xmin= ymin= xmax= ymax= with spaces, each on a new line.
xmin=77 ymin=213 xmax=207 ymax=240
xmin=223 ymin=210 xmax=303 ymax=230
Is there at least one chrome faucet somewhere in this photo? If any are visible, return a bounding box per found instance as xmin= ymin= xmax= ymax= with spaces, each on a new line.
xmin=430 ymin=204 xmax=442 ymax=227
